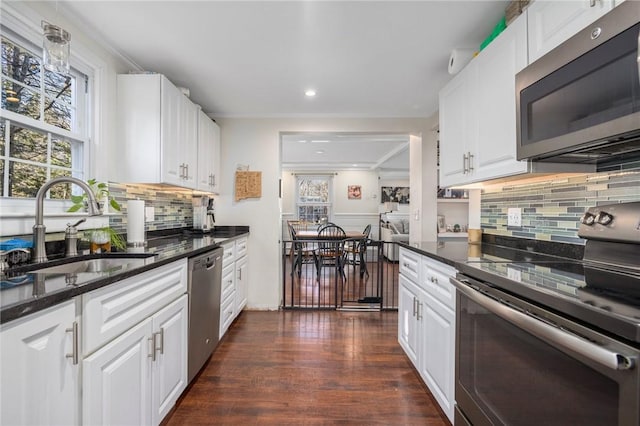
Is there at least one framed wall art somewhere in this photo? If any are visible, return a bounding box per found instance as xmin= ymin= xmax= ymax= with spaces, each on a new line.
xmin=347 ymin=185 xmax=362 ymax=200
xmin=381 ymin=186 xmax=410 ymax=204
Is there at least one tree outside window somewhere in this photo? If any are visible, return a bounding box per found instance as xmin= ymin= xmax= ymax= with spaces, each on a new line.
xmin=296 ymin=176 xmax=332 ymax=223
xmin=0 ymin=29 xmax=87 ymax=199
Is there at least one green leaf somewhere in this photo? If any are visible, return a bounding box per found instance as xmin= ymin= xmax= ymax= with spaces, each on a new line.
xmin=109 ymin=198 xmax=121 ymax=211
xmin=67 ymin=204 xmax=83 ymax=212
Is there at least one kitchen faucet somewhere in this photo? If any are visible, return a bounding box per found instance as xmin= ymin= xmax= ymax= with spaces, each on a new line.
xmin=33 ymin=177 xmax=102 ymax=263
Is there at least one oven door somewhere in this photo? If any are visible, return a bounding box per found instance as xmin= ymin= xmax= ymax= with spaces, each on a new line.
xmin=452 ymin=275 xmax=639 ymax=426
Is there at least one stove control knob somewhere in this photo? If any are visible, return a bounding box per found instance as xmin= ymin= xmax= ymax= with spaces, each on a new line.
xmin=595 ymin=212 xmax=614 ymax=225
xmin=580 ymin=212 xmax=596 ymax=226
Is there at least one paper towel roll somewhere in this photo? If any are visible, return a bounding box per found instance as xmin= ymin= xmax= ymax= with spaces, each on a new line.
xmin=448 ymin=48 xmax=476 ymax=75
xmin=127 ymin=200 xmax=145 ymax=245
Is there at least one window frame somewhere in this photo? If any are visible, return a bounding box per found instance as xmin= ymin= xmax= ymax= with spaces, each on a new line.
xmin=295 ymin=175 xmax=333 ymax=223
xmin=0 ymin=2 xmax=103 ymax=219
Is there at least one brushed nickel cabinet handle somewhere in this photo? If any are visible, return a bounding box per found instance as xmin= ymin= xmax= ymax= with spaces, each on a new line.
xmin=65 ymin=321 xmax=79 ymax=365
xmin=148 ymin=335 xmax=156 ymax=361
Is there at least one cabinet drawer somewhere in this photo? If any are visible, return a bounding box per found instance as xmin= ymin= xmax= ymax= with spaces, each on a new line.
xmin=82 ymin=259 xmax=187 ymax=356
xmin=221 ymin=264 xmax=235 ymax=305
xmin=421 ymin=263 xmax=456 ymax=311
xmin=235 ymin=237 xmax=248 ymax=259
xmin=399 ymin=248 xmax=421 ymax=283
xmin=221 ymin=241 xmax=235 ymax=268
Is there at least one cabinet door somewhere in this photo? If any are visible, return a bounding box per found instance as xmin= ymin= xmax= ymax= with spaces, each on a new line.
xmin=473 ymin=13 xmax=529 ymax=182
xmin=211 ymin=120 xmax=221 ymax=192
xmin=420 ymin=292 xmax=455 ymax=423
xmin=83 ymin=318 xmax=153 ymax=426
xmin=528 ymin=0 xmax=614 ymax=63
xmin=0 ymin=300 xmax=79 ymax=426
xmin=398 ymin=275 xmax=420 ymax=368
xmin=197 ymin=110 xmax=214 ymax=191
xmin=180 ymin=96 xmax=199 ymax=188
xmin=235 ymin=255 xmax=249 ymax=313
xmin=152 ymin=295 xmax=188 ymax=426
xmin=161 ymin=76 xmax=183 ymax=186
xmin=438 ymin=65 xmax=476 ymax=187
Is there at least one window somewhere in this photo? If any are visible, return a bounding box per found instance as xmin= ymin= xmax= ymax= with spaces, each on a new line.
xmin=296 ymin=176 xmax=332 ymax=222
xmin=0 ymin=27 xmax=88 ymax=199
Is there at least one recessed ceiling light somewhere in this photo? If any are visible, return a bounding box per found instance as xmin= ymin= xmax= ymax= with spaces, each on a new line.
xmin=310 ymin=140 xmax=330 ymax=143
xmin=315 ymin=150 xmax=325 ymax=154
xmin=352 ymin=164 xmax=358 ymax=167
xmin=305 ymin=89 xmax=316 ymax=97
xmin=298 ymin=140 xmax=307 ymax=143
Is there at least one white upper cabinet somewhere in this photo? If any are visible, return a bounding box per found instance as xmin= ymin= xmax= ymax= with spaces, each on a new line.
xmin=116 ymin=74 xmax=200 ymax=189
xmin=472 ymin=12 xmax=529 ymax=182
xmin=439 ymin=13 xmax=528 ymax=187
xmin=528 ymin=0 xmax=614 ymax=63
xmin=197 ymin=110 xmax=221 ymax=193
xmin=438 ymin=66 xmax=475 ymax=187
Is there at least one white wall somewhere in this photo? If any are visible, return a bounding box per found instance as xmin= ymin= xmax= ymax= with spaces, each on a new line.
xmin=215 ymin=117 xmax=432 ymax=310
xmin=419 ymin=113 xmax=439 ymax=242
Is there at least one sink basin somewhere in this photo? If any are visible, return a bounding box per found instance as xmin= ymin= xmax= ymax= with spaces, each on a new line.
xmin=34 ymin=257 xmax=150 ymax=274
xmin=21 ymin=254 xmax=156 ymax=275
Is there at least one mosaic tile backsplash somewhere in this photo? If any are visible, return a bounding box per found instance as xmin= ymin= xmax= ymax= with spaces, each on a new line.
xmin=108 ymin=183 xmax=193 ymax=235
xmin=481 ymin=170 xmax=640 ymax=245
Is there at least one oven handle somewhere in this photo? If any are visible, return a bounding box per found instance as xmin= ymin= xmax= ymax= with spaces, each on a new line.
xmin=451 ymin=277 xmax=635 ymax=371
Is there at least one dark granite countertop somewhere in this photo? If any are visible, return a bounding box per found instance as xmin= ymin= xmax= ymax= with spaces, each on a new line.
xmin=399 ymin=236 xmax=640 ymax=345
xmin=399 ymin=234 xmax=584 ymax=267
xmin=0 ymin=227 xmax=249 ymax=324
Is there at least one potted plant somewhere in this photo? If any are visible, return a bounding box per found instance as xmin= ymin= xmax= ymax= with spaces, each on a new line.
xmin=67 ymin=179 xmax=121 ymax=213
xmin=89 ymin=227 xmax=127 ymax=252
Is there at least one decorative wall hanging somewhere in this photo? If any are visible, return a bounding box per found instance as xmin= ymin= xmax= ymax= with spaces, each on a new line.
xmin=235 ymin=171 xmax=262 ymax=201
xmin=381 ymin=186 xmax=410 ymax=204
xmin=347 ymin=185 xmax=362 ymax=200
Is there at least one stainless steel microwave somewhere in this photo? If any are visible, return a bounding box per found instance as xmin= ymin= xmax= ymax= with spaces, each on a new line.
xmin=516 ymin=2 xmax=640 ymax=167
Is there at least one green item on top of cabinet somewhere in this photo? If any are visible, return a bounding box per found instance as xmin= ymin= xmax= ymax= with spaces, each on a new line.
xmin=480 ymin=16 xmax=507 ymax=51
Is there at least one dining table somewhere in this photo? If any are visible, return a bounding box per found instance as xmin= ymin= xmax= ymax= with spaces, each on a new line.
xmin=295 ymin=230 xmax=366 ymax=240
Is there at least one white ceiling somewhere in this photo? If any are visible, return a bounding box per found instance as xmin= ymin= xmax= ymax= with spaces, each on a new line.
xmin=59 ymin=0 xmax=508 ymax=170
xmin=281 ymin=132 xmax=409 ymax=171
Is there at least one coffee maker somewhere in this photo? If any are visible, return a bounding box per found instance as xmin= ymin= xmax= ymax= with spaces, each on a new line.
xmin=192 ymin=195 xmax=215 ymax=232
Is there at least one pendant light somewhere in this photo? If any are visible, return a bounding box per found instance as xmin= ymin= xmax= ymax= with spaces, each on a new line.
xmin=41 ymin=21 xmax=70 ymax=74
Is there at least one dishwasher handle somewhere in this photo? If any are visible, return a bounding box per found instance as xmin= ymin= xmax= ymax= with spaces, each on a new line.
xmin=206 ymin=254 xmax=221 ymax=270
xmin=451 ymin=277 xmax=635 ymax=371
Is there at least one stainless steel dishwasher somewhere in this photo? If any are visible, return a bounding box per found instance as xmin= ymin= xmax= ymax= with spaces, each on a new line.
xmin=187 ymin=247 xmax=223 ymax=383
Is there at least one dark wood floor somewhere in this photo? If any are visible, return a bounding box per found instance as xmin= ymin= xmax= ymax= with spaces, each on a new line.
xmin=165 ymin=310 xmax=448 ymax=425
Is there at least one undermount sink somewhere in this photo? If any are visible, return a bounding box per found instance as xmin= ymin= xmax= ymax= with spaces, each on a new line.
xmin=25 ymin=254 xmax=155 ymax=275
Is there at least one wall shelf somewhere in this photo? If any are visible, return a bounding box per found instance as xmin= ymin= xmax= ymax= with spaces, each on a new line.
xmin=437 ymin=198 xmax=469 ymax=203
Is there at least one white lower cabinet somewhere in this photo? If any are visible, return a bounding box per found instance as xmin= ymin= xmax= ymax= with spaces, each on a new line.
xmin=398 ymin=274 xmax=422 ymax=366
xmin=420 ymin=292 xmax=455 ymax=421
xmin=82 ymin=259 xmax=188 ymax=426
xmin=0 ymin=300 xmax=80 ymax=425
xmin=235 ymin=255 xmax=249 ymax=313
xmin=398 ymin=248 xmax=456 ymax=424
xmin=83 ymin=294 xmax=188 ymax=426
xmin=219 ymin=236 xmax=249 ymax=339
xmin=151 ymin=295 xmax=188 ymax=425
xmin=83 ymin=316 xmax=153 ymax=426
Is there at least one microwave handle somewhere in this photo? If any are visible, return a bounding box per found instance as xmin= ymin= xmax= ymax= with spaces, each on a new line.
xmin=451 ymin=277 xmax=635 ymax=371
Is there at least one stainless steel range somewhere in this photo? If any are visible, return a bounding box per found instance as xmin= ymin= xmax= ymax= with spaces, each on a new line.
xmin=452 ymin=202 xmax=640 ymax=426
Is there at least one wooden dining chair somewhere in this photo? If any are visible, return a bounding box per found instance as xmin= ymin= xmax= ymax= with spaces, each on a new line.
xmin=313 ymin=224 xmax=347 ymax=282
xmin=345 ymin=224 xmax=371 ymax=278
xmin=288 ymin=222 xmax=315 ymax=278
